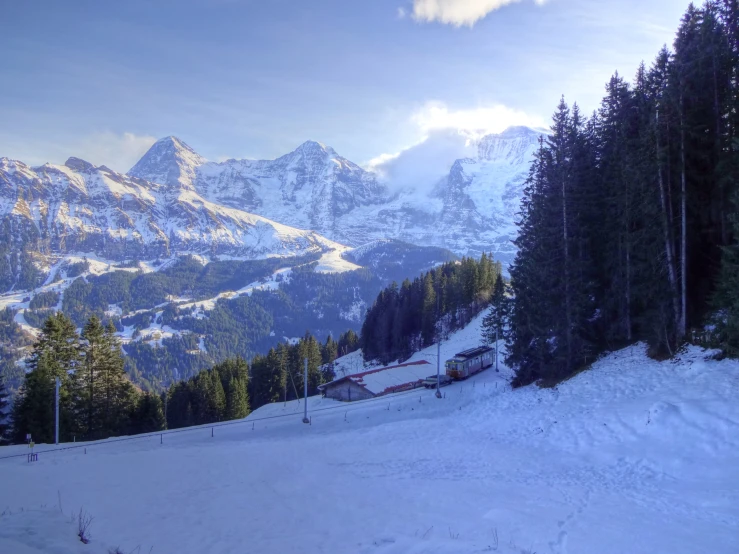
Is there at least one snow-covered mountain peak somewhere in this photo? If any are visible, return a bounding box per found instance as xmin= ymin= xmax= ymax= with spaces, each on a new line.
xmin=294 ymin=140 xmax=336 ymax=157
xmin=128 ymin=136 xmax=206 ymax=190
xmin=275 ymin=140 xmax=343 ymax=170
xmin=476 ymin=126 xmax=544 ymax=164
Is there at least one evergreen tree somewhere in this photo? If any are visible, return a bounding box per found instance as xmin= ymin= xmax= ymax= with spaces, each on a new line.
xmin=226 ymin=376 xmax=249 ymax=419
xmin=481 ymin=275 xmax=509 ymax=346
xmin=82 ymin=319 xmax=137 ymax=439
xmin=506 ymin=0 xmax=739 ymax=383
xmin=337 ymin=330 xmax=359 ymax=357
xmin=11 ymin=313 xmax=81 ymax=443
xmin=130 ymin=392 xmax=165 ymax=434
xmin=0 ymin=376 xmax=9 ymax=443
xmin=360 ymin=255 xmax=501 ymax=364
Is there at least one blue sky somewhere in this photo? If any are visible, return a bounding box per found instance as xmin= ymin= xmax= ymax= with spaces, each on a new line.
xmin=0 ymin=0 xmax=688 ymax=171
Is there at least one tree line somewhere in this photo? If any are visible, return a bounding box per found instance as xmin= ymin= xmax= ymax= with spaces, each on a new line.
xmin=1 ymin=310 xmax=359 ymax=444
xmin=9 ymin=313 xmax=164 ymax=444
xmin=506 ymin=0 xmax=739 ymax=386
xmin=360 ymin=255 xmax=501 ymax=365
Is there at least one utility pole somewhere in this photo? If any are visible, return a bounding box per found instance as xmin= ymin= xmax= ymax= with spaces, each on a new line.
xmin=436 ymin=339 xmax=442 ymax=399
xmin=164 ymin=390 xmax=168 ymax=430
xmin=302 ymin=358 xmax=309 ymax=424
xmin=54 ymin=377 xmax=60 ymax=445
xmin=495 ymin=326 xmax=499 ymax=372
xmin=436 ymin=279 xmax=442 ymax=399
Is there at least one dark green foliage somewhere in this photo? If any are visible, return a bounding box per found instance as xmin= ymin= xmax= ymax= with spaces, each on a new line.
xmin=320 ymin=335 xmax=339 ymax=382
xmin=481 ymin=275 xmax=509 ymax=345
xmin=0 ymin=377 xmax=10 ymax=442
xmin=0 ymin=308 xmax=33 ymax=399
xmin=713 ymin=165 xmax=739 ymax=355
xmin=29 ymin=291 xmax=60 ymax=310
xmin=507 ymin=100 xmax=600 ymax=386
xmin=23 ymin=308 xmax=56 ymax=329
xmin=65 ymin=260 xmax=90 ymax=278
xmin=122 ymin=333 xmax=210 ymax=394
xmin=360 ymin=254 xmax=501 ymax=365
xmin=249 ymin=346 xmax=288 ymax=408
xmin=165 ymin=357 xmax=249 ymax=428
xmin=10 ymin=313 xmax=82 ymax=443
xmin=508 ymin=0 xmax=739 ymax=385
xmin=337 ymin=329 xmax=360 ymax=357
xmin=8 ymin=313 xmax=164 ymax=444
xmin=129 ymin=392 xmax=166 ymax=434
xmin=78 ymin=317 xmax=137 ymax=440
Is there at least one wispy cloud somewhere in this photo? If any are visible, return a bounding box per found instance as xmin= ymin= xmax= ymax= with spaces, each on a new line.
xmin=411 ymin=101 xmax=547 ymax=136
xmin=411 ymin=0 xmax=547 ymax=27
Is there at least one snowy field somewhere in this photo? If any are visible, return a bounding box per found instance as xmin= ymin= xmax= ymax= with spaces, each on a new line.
xmin=1 ymin=331 xmax=738 ymax=553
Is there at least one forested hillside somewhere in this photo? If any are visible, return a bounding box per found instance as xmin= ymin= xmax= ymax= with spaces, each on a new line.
xmin=507 ymin=0 xmax=739 ymax=386
xmin=360 ymin=254 xmax=502 ymax=364
xmin=0 ymin=241 xmax=455 ymax=393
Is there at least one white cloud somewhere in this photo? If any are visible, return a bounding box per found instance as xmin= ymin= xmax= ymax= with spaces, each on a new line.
xmin=411 ymin=101 xmax=547 ymax=136
xmin=411 ymin=0 xmax=547 ymax=27
xmin=397 ymin=7 xmax=407 ymax=18
xmin=76 ymin=132 xmax=157 ymax=172
xmin=366 ymin=101 xmax=546 ymax=192
xmin=367 ymin=128 xmax=477 ymax=192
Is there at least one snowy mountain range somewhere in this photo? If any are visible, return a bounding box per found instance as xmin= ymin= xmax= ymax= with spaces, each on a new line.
xmin=127 ymin=126 xmax=545 ymax=263
xmin=0 ymin=154 xmax=343 ymax=264
xmin=0 ymin=125 xmax=544 ymax=292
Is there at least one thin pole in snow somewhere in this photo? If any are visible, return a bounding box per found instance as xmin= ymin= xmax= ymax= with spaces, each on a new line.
xmin=302 ymin=358 xmax=309 ymax=424
xmin=436 ymin=281 xmax=442 ymax=399
xmin=54 ymin=377 xmax=60 ymax=445
xmin=495 ymin=326 xmax=499 ymax=372
xmin=436 ymin=339 xmax=442 ymax=399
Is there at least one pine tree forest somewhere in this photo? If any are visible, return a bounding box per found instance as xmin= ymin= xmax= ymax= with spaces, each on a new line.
xmin=6 ymin=310 xmax=359 ymax=443
xmin=507 ymin=0 xmax=739 ymax=386
xmin=360 ymin=255 xmax=502 ymax=365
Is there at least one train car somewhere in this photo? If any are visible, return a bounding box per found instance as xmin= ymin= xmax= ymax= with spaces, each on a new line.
xmin=445 ymin=346 xmax=494 ymax=380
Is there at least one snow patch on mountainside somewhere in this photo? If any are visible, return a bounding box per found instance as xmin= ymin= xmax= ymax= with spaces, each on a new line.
xmin=314 ymin=246 xmax=361 ymax=273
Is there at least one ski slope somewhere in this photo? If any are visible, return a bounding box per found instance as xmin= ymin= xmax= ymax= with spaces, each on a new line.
xmin=1 ymin=326 xmax=738 ymax=553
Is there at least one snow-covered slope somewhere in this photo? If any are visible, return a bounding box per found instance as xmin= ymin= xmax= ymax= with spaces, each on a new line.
xmin=2 ymin=314 xmax=736 ymax=554
xmin=0 ymin=155 xmax=346 ymax=262
xmin=126 ymin=127 xmax=546 ymax=264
